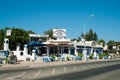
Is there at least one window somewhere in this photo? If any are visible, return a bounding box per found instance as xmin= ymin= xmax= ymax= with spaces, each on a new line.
xmin=20 ymin=52 xmax=23 ymax=56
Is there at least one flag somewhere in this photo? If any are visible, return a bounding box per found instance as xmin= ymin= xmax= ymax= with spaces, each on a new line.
xmin=6 ymin=30 xmax=11 ymax=36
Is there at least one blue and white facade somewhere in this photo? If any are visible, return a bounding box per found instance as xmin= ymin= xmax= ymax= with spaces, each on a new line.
xmin=72 ymin=40 xmax=103 ymax=56
xmin=0 ymin=29 xmax=104 ymax=62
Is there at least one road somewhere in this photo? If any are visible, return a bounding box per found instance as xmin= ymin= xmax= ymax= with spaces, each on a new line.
xmin=38 ymin=64 xmax=120 ymax=80
xmin=0 ymin=60 xmax=120 ymax=80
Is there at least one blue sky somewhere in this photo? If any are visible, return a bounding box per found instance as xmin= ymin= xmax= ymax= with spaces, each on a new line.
xmin=0 ymin=0 xmax=120 ymax=42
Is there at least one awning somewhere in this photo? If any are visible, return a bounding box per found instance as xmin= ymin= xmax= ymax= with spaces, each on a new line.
xmin=27 ymin=41 xmax=46 ymax=47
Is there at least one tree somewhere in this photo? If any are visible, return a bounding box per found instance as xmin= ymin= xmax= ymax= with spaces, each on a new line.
xmin=93 ymin=32 xmax=98 ymax=41
xmin=0 ymin=29 xmax=4 ymax=49
xmin=89 ymin=28 xmax=94 ymax=40
xmin=8 ymin=28 xmax=29 ymax=50
xmin=80 ymin=28 xmax=98 ymax=41
xmin=71 ymin=38 xmax=77 ymax=41
xmin=107 ymin=40 xmax=115 ymax=50
xmin=44 ymin=29 xmax=53 ymax=39
xmin=77 ymin=36 xmax=81 ymax=41
xmin=107 ymin=40 xmax=118 ymax=53
xmin=85 ymin=32 xmax=90 ymax=41
xmin=0 ymin=27 xmax=35 ymax=50
xmin=107 ymin=40 xmax=120 ymax=49
xmin=27 ymin=30 xmax=35 ymax=34
xmin=98 ymin=39 xmax=105 ymax=47
xmin=81 ymin=33 xmax=84 ymax=39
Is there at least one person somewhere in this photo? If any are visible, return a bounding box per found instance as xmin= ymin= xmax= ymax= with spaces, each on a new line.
xmin=10 ymin=52 xmax=17 ymax=64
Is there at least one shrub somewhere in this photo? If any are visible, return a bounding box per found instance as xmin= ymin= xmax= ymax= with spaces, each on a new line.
xmin=66 ymin=56 xmax=70 ymax=61
xmin=89 ymin=53 xmax=94 ymax=59
xmin=78 ymin=53 xmax=84 ymax=58
xmin=50 ymin=54 xmax=56 ymax=60
xmin=99 ymin=54 xmax=103 ymax=59
xmin=103 ymin=52 xmax=109 ymax=57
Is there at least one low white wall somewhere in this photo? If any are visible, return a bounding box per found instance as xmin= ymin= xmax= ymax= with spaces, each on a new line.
xmin=12 ymin=51 xmax=26 ymax=61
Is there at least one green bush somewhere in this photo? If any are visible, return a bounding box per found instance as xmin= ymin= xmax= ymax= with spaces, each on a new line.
xmin=78 ymin=53 xmax=84 ymax=58
xmin=50 ymin=54 xmax=55 ymax=59
xmin=5 ymin=58 xmax=10 ymax=63
xmin=99 ymin=54 xmax=103 ymax=59
xmin=66 ymin=56 xmax=70 ymax=61
xmin=89 ymin=53 xmax=94 ymax=59
xmin=103 ymin=52 xmax=109 ymax=57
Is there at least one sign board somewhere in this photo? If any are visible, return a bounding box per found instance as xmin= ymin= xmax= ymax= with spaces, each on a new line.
xmin=53 ymin=29 xmax=66 ymax=39
xmin=6 ymin=30 xmax=11 ymax=36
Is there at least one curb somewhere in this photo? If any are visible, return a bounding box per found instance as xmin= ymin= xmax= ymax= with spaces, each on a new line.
xmin=0 ymin=63 xmax=30 ymax=70
xmin=0 ymin=66 xmax=30 ymax=71
xmin=0 ymin=59 xmax=119 ymax=70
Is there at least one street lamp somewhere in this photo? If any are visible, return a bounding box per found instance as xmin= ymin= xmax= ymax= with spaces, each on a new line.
xmin=83 ymin=14 xmax=94 ymax=61
xmin=84 ymin=14 xmax=94 ymax=40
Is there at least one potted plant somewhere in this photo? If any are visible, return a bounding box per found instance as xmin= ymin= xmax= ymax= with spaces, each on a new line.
xmin=99 ymin=54 xmax=103 ymax=59
xmin=66 ymin=56 xmax=70 ymax=61
xmin=50 ymin=54 xmax=56 ymax=62
xmin=89 ymin=53 xmax=94 ymax=59
xmin=103 ymin=52 xmax=109 ymax=59
xmin=78 ymin=53 xmax=83 ymax=60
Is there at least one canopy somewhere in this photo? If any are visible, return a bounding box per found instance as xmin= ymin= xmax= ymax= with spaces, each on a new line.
xmin=27 ymin=41 xmax=46 ymax=47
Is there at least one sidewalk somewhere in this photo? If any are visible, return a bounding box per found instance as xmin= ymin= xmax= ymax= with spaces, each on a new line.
xmin=0 ymin=60 xmax=84 ymax=70
xmin=0 ymin=58 xmax=119 ymax=70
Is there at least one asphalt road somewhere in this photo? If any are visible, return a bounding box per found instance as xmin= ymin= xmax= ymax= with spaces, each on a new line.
xmin=37 ymin=64 xmax=120 ymax=80
xmin=0 ymin=60 xmax=120 ymax=80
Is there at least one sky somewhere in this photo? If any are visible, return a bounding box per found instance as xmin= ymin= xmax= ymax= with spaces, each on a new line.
xmin=0 ymin=0 xmax=120 ymax=42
